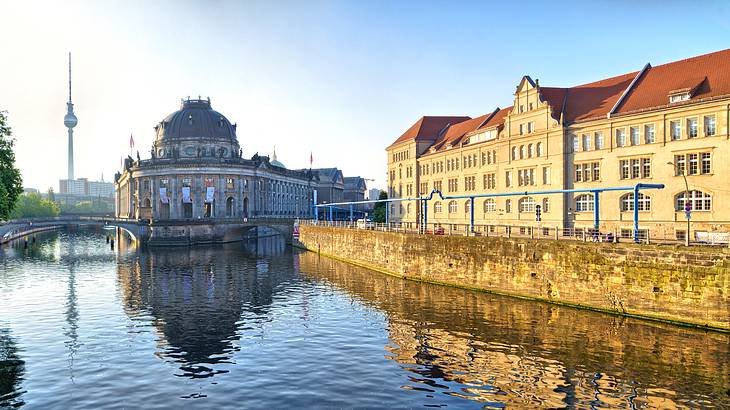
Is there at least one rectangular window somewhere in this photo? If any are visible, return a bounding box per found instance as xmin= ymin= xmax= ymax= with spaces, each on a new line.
xmin=519 ymin=124 xmax=524 ymax=135
xmin=687 ymin=118 xmax=698 ymax=138
xmin=592 ymin=162 xmax=600 ymax=181
xmin=620 ymin=160 xmax=630 ymax=179
xmin=688 ymin=153 xmax=699 ymax=175
xmin=595 ymin=132 xmax=604 ymax=149
xmin=527 ymin=122 xmax=535 ymax=133
xmin=616 ymin=129 xmax=626 ymax=147
xmin=542 ymin=167 xmax=551 ymax=185
xmin=630 ymin=127 xmax=640 ymax=145
xmin=506 ymin=171 xmax=512 ymax=188
xmin=575 ymin=164 xmax=583 ymax=182
xmin=630 ymin=159 xmax=640 ymax=179
xmin=641 ymin=158 xmax=651 ymax=178
xmin=226 ymin=177 xmax=234 ymax=189
xmin=704 ymin=115 xmax=716 ymax=136
xmin=644 ymin=124 xmax=655 ymax=144
xmin=572 ymin=135 xmax=579 ymax=152
xmin=671 ymin=120 xmax=681 ymax=140
xmin=674 ymin=155 xmax=686 ymax=176
xmin=701 ymin=153 xmax=711 ymax=174
xmin=582 ymin=134 xmax=591 ymax=151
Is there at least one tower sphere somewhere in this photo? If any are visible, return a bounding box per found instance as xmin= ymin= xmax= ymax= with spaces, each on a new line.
xmin=64 ymin=112 xmax=78 ymax=128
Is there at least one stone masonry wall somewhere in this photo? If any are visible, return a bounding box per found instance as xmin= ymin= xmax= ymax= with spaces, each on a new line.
xmin=298 ymin=225 xmax=730 ymax=331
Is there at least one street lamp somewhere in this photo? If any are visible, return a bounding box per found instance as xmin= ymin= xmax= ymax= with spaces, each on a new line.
xmin=667 ymin=161 xmax=690 ymax=246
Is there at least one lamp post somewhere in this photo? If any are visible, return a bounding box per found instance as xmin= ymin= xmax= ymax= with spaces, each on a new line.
xmin=667 ymin=162 xmax=690 ymax=246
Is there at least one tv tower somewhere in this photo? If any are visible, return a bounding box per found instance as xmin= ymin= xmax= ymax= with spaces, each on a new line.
xmin=63 ymin=52 xmax=78 ymax=180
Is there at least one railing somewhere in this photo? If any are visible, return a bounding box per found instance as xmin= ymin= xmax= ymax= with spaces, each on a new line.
xmin=298 ymin=220 xmax=730 ymax=247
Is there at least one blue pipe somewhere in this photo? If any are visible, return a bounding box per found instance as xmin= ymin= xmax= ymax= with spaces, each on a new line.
xmin=633 ymin=184 xmax=640 ymax=243
xmin=470 ymin=197 xmax=475 ymax=233
xmin=593 ymin=192 xmax=600 ymax=230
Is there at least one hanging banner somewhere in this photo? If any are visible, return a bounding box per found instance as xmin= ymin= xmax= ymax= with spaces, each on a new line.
xmin=182 ymin=187 xmax=192 ymax=203
xmin=206 ymin=186 xmax=215 ymax=203
xmin=159 ymin=187 xmax=169 ymax=204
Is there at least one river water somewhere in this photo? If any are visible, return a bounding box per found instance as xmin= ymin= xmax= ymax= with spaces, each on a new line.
xmin=0 ymin=229 xmax=728 ymax=409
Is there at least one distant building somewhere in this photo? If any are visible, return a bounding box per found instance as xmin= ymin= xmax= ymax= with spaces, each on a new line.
xmin=59 ymin=178 xmax=87 ymax=196
xmin=22 ymin=188 xmax=39 ymax=195
xmin=310 ymin=168 xmax=344 ymax=204
xmin=367 ymin=188 xmax=381 ymax=200
xmin=59 ymin=178 xmax=114 ymax=198
xmin=343 ymin=177 xmax=367 ymax=203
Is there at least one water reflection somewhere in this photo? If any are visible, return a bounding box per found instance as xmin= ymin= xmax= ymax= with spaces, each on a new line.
xmin=117 ymin=235 xmax=292 ymax=378
xmin=298 ymin=253 xmax=730 ymax=408
xmin=0 ymin=329 xmax=25 ymax=407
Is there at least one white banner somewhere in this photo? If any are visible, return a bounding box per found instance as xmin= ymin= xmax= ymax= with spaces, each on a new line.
xmin=159 ymin=187 xmax=169 ymax=204
xmin=205 ymin=186 xmax=215 ymax=203
xmin=182 ymin=187 xmax=192 ymax=203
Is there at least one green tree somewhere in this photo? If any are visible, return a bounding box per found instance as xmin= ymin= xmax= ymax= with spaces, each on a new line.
xmin=0 ymin=111 xmax=23 ymax=220
xmin=10 ymin=192 xmax=60 ymax=218
xmin=372 ymin=190 xmax=388 ymax=223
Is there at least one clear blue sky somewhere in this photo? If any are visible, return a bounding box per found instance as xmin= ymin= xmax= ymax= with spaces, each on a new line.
xmin=1 ymin=0 xmax=729 ymax=192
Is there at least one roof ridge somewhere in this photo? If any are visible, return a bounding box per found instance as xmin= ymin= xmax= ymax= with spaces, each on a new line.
xmin=650 ymin=48 xmax=730 ymax=69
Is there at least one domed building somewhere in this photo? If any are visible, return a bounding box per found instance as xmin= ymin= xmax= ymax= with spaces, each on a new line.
xmin=115 ymin=98 xmax=316 ymax=231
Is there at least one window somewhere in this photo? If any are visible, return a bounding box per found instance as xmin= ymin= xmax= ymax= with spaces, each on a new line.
xmin=688 ymin=153 xmax=698 ymax=175
xmin=595 ymin=132 xmax=604 ymax=149
xmin=527 ymin=122 xmax=535 ymax=133
xmin=505 ymin=199 xmax=512 ymax=213
xmin=582 ymin=134 xmax=591 ymax=151
xmin=483 ymin=199 xmax=496 ymax=213
xmin=520 ymin=145 xmax=526 ymax=159
xmin=529 ymin=103 xmax=534 ymax=110
xmin=483 ymin=173 xmax=496 ymax=189
xmin=519 ymin=105 xmax=524 ymax=113
xmin=182 ymin=177 xmax=192 ymax=187
xmin=492 ymin=150 xmax=497 ymax=163
xmin=464 ymin=201 xmax=471 ymax=214
xmin=671 ymin=120 xmax=681 ymax=140
xmin=542 ymin=167 xmax=551 ymax=185
xmin=572 ymin=135 xmax=579 ymax=152
xmin=676 ymin=190 xmax=712 ymax=211
xmin=160 ymin=178 xmax=169 ymax=188
xmin=506 ymin=171 xmax=513 ymax=187
xmin=616 ymin=129 xmax=626 ymax=147
xmin=512 ymin=147 xmax=518 ymax=161
xmin=406 ymin=203 xmax=411 ymax=215
xmin=592 ymin=162 xmax=601 ymax=181
xmin=519 ymin=124 xmax=524 ymax=135
xmin=434 ymin=201 xmax=442 ymax=213
xmin=644 ymin=124 xmax=655 ymax=144
xmin=575 ymin=194 xmax=594 ymax=212
xmin=536 ymin=142 xmax=543 ymax=157
xmin=481 ymin=152 xmax=486 ymax=166
xmin=226 ymin=177 xmax=234 ymax=189
xmin=704 ymin=115 xmax=716 ymax=136
xmin=619 ymin=158 xmax=651 ymax=179
xmin=701 ymin=152 xmax=711 ymax=174
xmin=518 ymin=196 xmax=536 ymax=213
xmin=447 ymin=178 xmax=458 ymax=192
xmin=433 ymin=180 xmax=442 ymax=192
xmin=542 ymin=198 xmax=550 ymax=213
xmin=528 ymin=144 xmax=534 ymax=158
xmin=464 ymin=176 xmax=476 ymax=191
xmin=621 ymin=193 xmax=651 ymax=212
xmin=448 ymin=200 xmax=458 ymax=214
xmin=670 ymin=93 xmax=690 ymax=103
xmin=574 ymin=162 xmax=600 ymax=182
xmin=630 ymin=127 xmax=640 ymax=145
xmin=687 ymin=118 xmax=698 ymax=138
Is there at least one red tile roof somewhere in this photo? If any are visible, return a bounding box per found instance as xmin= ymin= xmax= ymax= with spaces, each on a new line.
xmin=430 ymin=114 xmax=491 ymax=151
xmin=614 ymin=49 xmax=730 ymax=115
xmin=476 ymin=107 xmax=511 ymax=130
xmin=388 ymin=116 xmax=471 ymax=149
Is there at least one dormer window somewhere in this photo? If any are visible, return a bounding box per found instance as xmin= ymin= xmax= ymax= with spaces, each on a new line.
xmin=669 ymin=92 xmax=690 ymax=103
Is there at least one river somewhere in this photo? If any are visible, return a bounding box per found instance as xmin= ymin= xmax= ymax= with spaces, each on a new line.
xmin=0 ymin=229 xmax=728 ymax=408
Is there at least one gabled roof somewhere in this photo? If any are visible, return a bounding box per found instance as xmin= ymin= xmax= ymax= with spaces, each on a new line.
xmin=614 ymin=49 xmax=730 ymax=115
xmin=388 ymin=116 xmax=471 ymax=149
xmin=344 ymin=177 xmax=367 ymax=191
xmin=312 ymin=168 xmax=344 ymax=184
xmin=430 ymin=114 xmax=491 ymax=151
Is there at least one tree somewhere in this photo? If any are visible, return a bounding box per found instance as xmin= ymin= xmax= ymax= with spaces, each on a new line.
xmin=10 ymin=192 xmax=60 ymax=218
xmin=372 ymin=190 xmax=388 ymax=223
xmin=0 ymin=111 xmax=23 ymax=220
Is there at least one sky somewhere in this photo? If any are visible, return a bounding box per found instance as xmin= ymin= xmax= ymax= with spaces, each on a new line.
xmin=1 ymin=1 xmax=729 ymax=193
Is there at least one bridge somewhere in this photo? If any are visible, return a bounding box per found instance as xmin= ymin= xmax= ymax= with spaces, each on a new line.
xmin=0 ymin=216 xmax=296 ymax=246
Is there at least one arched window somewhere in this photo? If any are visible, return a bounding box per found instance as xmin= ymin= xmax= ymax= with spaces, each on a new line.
xmin=575 ymin=194 xmax=595 ymax=212
xmin=483 ymin=198 xmax=496 ymax=213
xmin=520 ymin=145 xmax=526 ymax=159
xmin=536 ymin=142 xmax=543 ymax=157
xmin=434 ymin=201 xmax=442 ymax=213
xmin=620 ymin=193 xmax=651 ymax=212
xmin=542 ymin=198 xmax=550 ymax=213
xmin=528 ymin=144 xmax=534 ymax=158
xmin=464 ymin=200 xmax=471 ymax=214
xmin=512 ymin=146 xmax=518 ymax=160
xmin=448 ymin=200 xmax=457 ymax=214
xmin=518 ymin=196 xmax=536 ymax=213
xmin=675 ymin=190 xmax=712 ymax=211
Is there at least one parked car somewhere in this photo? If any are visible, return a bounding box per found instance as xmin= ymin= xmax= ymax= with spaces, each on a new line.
xmin=433 ymin=226 xmax=445 ymax=235
xmin=356 ymin=218 xmax=375 ymax=229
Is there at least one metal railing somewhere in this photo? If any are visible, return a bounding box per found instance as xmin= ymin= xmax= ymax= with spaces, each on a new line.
xmin=298 ymin=220 xmax=730 ymax=247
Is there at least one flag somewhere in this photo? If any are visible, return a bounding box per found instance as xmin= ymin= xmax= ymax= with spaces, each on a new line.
xmin=129 ymin=133 xmax=135 ymax=149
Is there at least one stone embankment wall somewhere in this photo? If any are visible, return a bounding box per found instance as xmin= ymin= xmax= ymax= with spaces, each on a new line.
xmin=297 ymin=225 xmax=730 ymax=331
